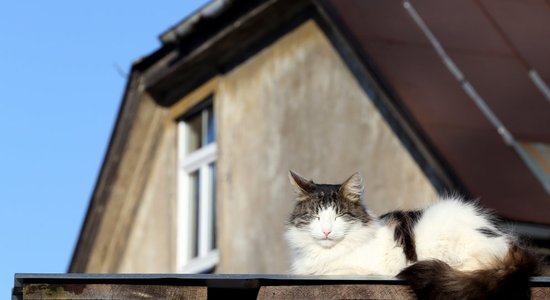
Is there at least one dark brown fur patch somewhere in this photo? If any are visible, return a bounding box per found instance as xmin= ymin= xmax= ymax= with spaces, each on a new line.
xmin=380 ymin=210 xmax=422 ymax=262
xmin=397 ymin=245 xmax=538 ymax=300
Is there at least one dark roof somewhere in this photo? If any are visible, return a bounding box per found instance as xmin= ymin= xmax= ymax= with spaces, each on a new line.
xmin=324 ymin=0 xmax=550 ymax=224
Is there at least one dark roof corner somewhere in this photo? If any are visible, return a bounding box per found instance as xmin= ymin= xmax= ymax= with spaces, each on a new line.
xmin=160 ymin=0 xmax=236 ymax=45
xmin=140 ymin=0 xmax=315 ymax=106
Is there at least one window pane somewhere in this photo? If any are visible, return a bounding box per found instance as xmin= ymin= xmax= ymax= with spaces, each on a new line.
xmin=187 ymin=113 xmax=202 ymax=153
xmin=190 ymin=170 xmax=200 ymax=258
xmin=210 ymin=163 xmax=217 ymax=250
xmin=206 ymin=106 xmax=215 ymax=144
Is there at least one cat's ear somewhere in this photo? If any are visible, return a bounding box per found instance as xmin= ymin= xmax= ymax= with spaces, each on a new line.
xmin=288 ymin=170 xmax=316 ymax=196
xmin=339 ymin=172 xmax=364 ymax=202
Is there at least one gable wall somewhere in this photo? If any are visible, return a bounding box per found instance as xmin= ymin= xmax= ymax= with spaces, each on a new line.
xmin=215 ymin=21 xmax=438 ymax=273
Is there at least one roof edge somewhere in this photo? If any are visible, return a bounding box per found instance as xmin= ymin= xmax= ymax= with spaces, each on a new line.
xmin=68 ymin=68 xmax=144 ymax=273
xmin=159 ymin=0 xmax=236 ymax=44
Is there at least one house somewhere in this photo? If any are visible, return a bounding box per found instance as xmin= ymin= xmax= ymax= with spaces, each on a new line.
xmin=69 ymin=0 xmax=550 ymax=276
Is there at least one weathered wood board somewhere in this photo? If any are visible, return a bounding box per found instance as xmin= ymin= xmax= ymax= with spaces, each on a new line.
xmin=258 ymin=284 xmax=413 ymax=300
xmin=18 ymin=283 xmax=550 ymax=299
xmin=22 ymin=284 xmax=206 ymax=300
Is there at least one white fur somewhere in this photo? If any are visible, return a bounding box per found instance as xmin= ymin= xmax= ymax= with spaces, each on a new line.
xmin=414 ymin=196 xmax=510 ymax=271
xmin=285 ymin=196 xmax=512 ymax=275
xmin=285 ymin=206 xmax=406 ymax=275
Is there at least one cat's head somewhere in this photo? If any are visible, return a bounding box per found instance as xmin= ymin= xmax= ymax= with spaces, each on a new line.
xmin=287 ymin=170 xmax=372 ymax=248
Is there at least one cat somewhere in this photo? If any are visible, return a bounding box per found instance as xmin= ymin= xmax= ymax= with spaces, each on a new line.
xmin=284 ymin=170 xmax=538 ymax=300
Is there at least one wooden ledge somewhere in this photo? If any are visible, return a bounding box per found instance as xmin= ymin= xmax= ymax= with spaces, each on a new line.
xmin=13 ymin=274 xmax=550 ymax=299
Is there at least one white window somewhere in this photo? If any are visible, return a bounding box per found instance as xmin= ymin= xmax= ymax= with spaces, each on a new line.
xmin=177 ymin=99 xmax=218 ymax=273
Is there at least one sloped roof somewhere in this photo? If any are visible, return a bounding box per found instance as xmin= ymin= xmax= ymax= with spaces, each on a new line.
xmin=324 ymin=0 xmax=550 ymax=224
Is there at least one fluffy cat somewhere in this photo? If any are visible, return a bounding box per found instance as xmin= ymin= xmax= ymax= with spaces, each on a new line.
xmin=285 ymin=171 xmax=538 ymax=299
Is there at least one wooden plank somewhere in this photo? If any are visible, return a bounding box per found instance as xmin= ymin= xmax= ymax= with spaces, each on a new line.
xmin=16 ymin=275 xmax=550 ymax=300
xmin=23 ymin=284 xmax=206 ymax=300
xmin=532 ymin=287 xmax=550 ymax=300
xmin=257 ymin=285 xmax=550 ymax=300
xmin=257 ymin=284 xmax=413 ymax=300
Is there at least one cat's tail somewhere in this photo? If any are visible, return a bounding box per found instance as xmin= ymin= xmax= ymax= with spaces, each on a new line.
xmin=397 ymin=244 xmax=538 ymax=300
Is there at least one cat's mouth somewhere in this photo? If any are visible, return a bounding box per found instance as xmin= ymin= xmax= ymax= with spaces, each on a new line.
xmin=316 ymin=236 xmax=340 ymax=248
xmin=318 ymin=239 xmax=337 ymax=248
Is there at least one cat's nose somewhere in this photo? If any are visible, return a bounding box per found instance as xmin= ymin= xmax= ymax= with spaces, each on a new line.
xmin=322 ymin=228 xmax=332 ymax=237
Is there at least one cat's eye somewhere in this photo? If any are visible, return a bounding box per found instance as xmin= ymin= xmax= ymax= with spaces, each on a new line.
xmin=338 ymin=213 xmax=353 ymax=218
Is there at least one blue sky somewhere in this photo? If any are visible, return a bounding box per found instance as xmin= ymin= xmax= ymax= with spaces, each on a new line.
xmin=0 ymin=1 xmax=207 ymax=297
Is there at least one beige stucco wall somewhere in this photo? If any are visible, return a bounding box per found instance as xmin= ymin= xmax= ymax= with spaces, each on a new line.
xmin=117 ymin=123 xmax=178 ymax=273
xmin=216 ymin=21 xmax=438 ymax=274
xmin=82 ymin=92 xmax=178 ymax=273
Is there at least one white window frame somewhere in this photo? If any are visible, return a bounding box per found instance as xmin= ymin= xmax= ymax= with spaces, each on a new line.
xmin=177 ymin=106 xmax=219 ymax=273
